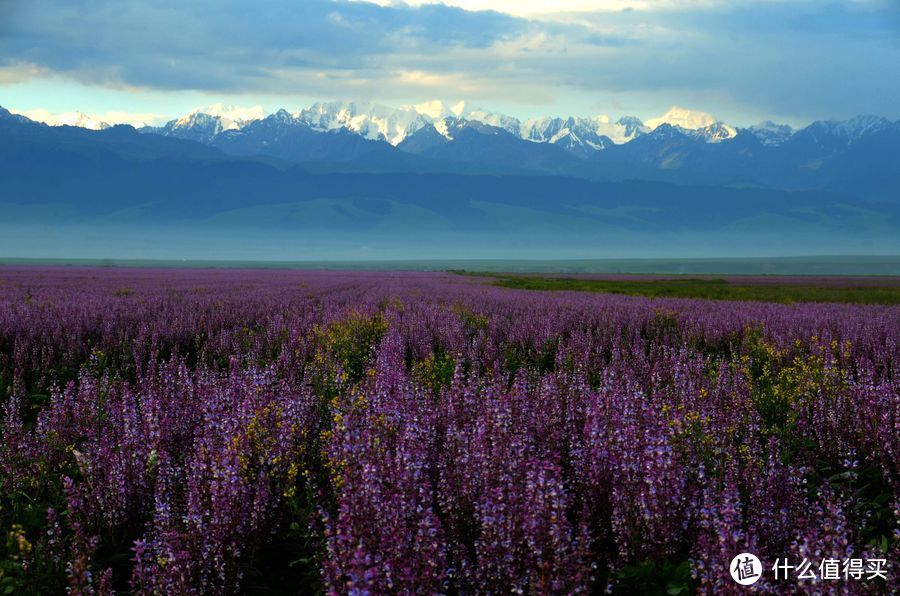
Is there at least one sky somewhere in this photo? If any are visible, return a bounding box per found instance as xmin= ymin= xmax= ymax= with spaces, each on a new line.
xmin=0 ymin=0 xmax=898 ymax=127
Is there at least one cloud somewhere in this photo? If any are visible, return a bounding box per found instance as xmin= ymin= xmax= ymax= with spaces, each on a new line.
xmin=354 ymin=0 xmax=725 ymax=17
xmin=0 ymin=0 xmax=526 ymax=85
xmin=0 ymin=62 xmax=48 ymax=85
xmin=0 ymin=0 xmax=898 ymax=123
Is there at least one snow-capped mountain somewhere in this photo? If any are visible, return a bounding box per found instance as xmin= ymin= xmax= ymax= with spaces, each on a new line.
xmin=645 ymin=106 xmax=717 ymax=130
xmin=295 ymin=101 xmax=431 ymax=146
xmin=3 ymin=103 xmax=899 ymax=219
xmin=5 ymin=103 xmax=897 ymax=261
xmin=458 ymin=105 xmax=522 ymax=136
xmin=406 ymin=100 xmax=467 ymax=120
xmin=26 ymin=99 xmax=754 ymax=150
xmin=152 ymin=103 xmax=266 ymax=143
xmin=192 ymin=103 xmax=266 ymax=123
xmin=293 ymin=100 xmax=527 ymax=145
xmin=286 ymin=101 xmax=658 ymax=149
xmin=0 ymin=106 xmax=36 ymax=125
xmin=516 ymin=114 xmax=648 ymax=150
xmin=644 ymin=106 xmax=737 ymax=143
xmin=8 ymin=109 xmax=111 ymax=130
xmin=688 ymin=122 xmax=740 ymax=143
xmin=799 ymin=115 xmax=894 ymax=145
xmin=148 ymin=101 xmax=680 ymax=149
xmin=519 ymin=116 xmax=614 ymax=156
xmin=748 ymin=121 xmax=794 ymax=146
xmin=19 ymin=100 xmax=899 ymax=180
xmin=616 ymin=116 xmax=650 ymax=140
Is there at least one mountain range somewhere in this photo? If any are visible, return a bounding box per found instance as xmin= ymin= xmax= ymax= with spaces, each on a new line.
xmin=127 ymin=101 xmax=897 ymax=199
xmin=1 ymin=101 xmax=898 ymax=259
xmin=12 ymin=101 xmax=900 ymax=196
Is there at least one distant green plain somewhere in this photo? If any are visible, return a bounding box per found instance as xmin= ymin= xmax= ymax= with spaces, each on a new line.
xmin=2 ymin=255 xmax=900 ymax=276
xmin=477 ymin=275 xmax=900 ymax=305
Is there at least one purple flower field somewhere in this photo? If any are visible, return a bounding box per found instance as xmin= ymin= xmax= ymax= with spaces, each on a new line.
xmin=0 ymin=266 xmax=896 ymax=594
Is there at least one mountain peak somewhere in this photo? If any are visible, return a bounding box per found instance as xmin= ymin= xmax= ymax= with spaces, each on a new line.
xmin=842 ymin=115 xmax=893 ymax=139
xmin=614 ymin=116 xmax=649 ymax=142
xmin=645 ymin=106 xmax=717 ymax=131
xmin=0 ymin=106 xmax=33 ymax=125
xmin=188 ymin=103 xmax=266 ymax=123
xmin=695 ymin=121 xmax=738 ymax=143
xmin=38 ymin=97 xmax=888 ymax=158
xmin=409 ymin=100 xmax=448 ymax=119
xmin=272 ymin=108 xmax=295 ymax=122
xmin=409 ymin=100 xmax=469 ymax=120
xmin=298 ymin=100 xmax=431 ymax=145
xmin=7 ymin=109 xmax=110 ymax=130
xmin=748 ymin=121 xmax=794 ymax=146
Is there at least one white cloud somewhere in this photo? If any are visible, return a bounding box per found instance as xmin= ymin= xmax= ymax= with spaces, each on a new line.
xmin=353 ymin=0 xmax=724 ymax=17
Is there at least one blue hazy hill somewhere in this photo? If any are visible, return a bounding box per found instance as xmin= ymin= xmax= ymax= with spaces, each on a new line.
xmin=1 ymin=106 xmax=897 ymax=259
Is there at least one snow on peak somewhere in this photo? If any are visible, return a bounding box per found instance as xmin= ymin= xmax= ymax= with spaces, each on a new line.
xmin=751 ymin=120 xmax=793 ymax=134
xmin=614 ymin=116 xmax=649 ymax=142
xmin=9 ymin=109 xmax=111 ymax=130
xmin=408 ymin=100 xmax=468 ymax=120
xmin=433 ymin=118 xmax=454 ymax=140
xmin=645 ymin=106 xmax=717 ymax=131
xmin=694 ymin=122 xmax=738 ymax=143
xmin=406 ymin=100 xmax=518 ymax=132
xmin=298 ymin=100 xmax=430 ymax=145
xmin=56 ymin=111 xmax=110 ymax=130
xmin=464 ymin=109 xmax=521 ymax=136
xmin=294 ymin=99 xmax=526 ymax=145
xmin=450 ymin=101 xmax=469 ymax=118
xmin=832 ymin=115 xmax=892 ymax=142
xmin=188 ymin=103 xmax=266 ymax=123
xmin=520 ymin=114 xmax=645 ymax=145
xmin=161 ymin=99 xmax=733 ymax=148
xmin=748 ymin=121 xmax=794 ymax=146
xmin=644 ymin=107 xmax=737 ymax=142
xmin=171 ymin=104 xmax=265 ymax=137
xmin=597 ymin=116 xmax=647 ymax=144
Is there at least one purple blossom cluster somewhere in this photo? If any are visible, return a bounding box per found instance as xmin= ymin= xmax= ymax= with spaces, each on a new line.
xmin=0 ymin=266 xmax=896 ymax=594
